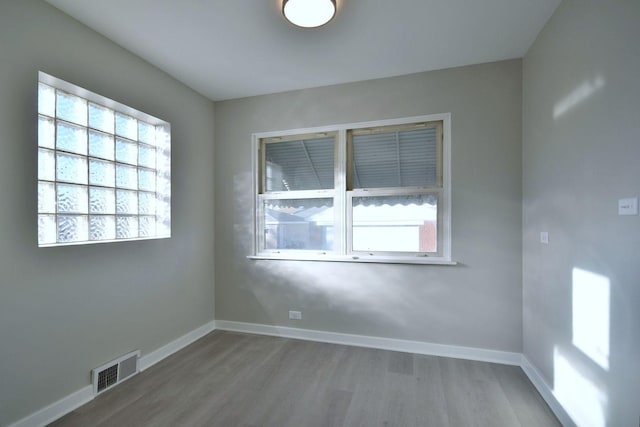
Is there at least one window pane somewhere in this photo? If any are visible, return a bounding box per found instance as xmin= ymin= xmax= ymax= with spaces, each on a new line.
xmin=57 ymin=91 xmax=87 ymax=126
xmin=116 ymin=189 xmax=138 ymax=214
xmin=89 ymin=130 xmax=114 ymax=160
xmin=139 ymin=144 xmax=156 ymax=168
xmin=138 ymin=169 xmax=156 ymax=192
xmin=115 ymin=113 xmax=137 ymax=140
xmin=116 ymin=164 xmax=137 ymax=189
xmin=88 ymin=103 xmax=114 ymax=133
xmin=264 ymin=136 xmax=334 ymax=191
xmin=89 ymin=159 xmax=115 ymax=187
xmin=116 ymin=216 xmax=138 ymax=239
xmin=89 ymin=187 xmax=115 ymax=214
xmin=38 ymin=83 xmax=55 ymax=117
xmin=39 ymin=116 xmax=55 ymax=149
xmin=38 ymin=214 xmax=56 ymax=245
xmin=38 ymin=148 xmax=55 ymax=181
xmin=263 ymin=198 xmax=333 ymax=250
xmin=90 ymin=216 xmax=116 ymax=241
xmin=38 ymin=182 xmax=56 ymax=213
xmin=57 ymin=215 xmax=89 ymax=242
xmin=138 ymin=122 xmax=155 ymax=145
xmin=56 ymin=152 xmax=87 ymax=184
xmin=138 ymin=192 xmax=156 ymax=215
xmin=116 ymin=138 xmax=138 ymax=165
xmin=351 ymin=127 xmax=438 ymax=188
xmin=352 ymin=194 xmax=437 ymax=252
xmin=139 ymin=216 xmax=156 ymax=237
xmin=57 ymin=121 xmax=87 ymax=155
xmin=57 ymin=183 xmax=88 ymax=214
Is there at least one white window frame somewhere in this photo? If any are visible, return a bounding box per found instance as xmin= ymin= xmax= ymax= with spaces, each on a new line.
xmin=37 ymin=71 xmax=171 ymax=247
xmin=249 ymin=114 xmax=454 ymax=265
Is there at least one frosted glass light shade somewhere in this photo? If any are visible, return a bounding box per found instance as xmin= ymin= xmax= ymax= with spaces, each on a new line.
xmin=283 ymin=0 xmax=336 ymax=28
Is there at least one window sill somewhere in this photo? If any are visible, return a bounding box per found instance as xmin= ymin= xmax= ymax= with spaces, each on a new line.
xmin=247 ymin=254 xmax=457 ymax=266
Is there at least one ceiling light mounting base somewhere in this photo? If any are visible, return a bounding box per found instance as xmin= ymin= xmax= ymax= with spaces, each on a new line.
xmin=282 ymin=0 xmax=337 ymax=28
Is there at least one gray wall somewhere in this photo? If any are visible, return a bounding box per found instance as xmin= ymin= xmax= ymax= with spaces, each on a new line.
xmin=0 ymin=1 xmax=215 ymax=425
xmin=214 ymin=60 xmax=523 ymax=352
xmin=523 ymin=0 xmax=640 ymax=425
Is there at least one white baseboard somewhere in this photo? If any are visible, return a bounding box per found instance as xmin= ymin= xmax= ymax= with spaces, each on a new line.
xmin=8 ymin=320 xmax=216 ymax=427
xmin=214 ymin=320 xmax=522 ymax=366
xmin=8 ymin=385 xmax=93 ymax=427
xmin=521 ymin=355 xmax=575 ymax=427
xmin=139 ymin=320 xmax=216 ymax=371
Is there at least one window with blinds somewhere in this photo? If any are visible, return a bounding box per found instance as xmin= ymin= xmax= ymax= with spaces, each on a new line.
xmin=37 ymin=71 xmax=171 ymax=247
xmin=252 ymin=114 xmax=452 ymax=264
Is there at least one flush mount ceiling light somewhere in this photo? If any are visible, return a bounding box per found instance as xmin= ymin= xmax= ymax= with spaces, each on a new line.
xmin=282 ymin=0 xmax=337 ymax=28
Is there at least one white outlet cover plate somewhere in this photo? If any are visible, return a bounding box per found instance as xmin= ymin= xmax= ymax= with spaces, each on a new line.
xmin=540 ymin=231 xmax=549 ymax=244
xmin=618 ymin=197 xmax=638 ymax=215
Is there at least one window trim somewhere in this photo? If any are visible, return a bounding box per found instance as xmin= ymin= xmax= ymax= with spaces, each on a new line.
xmin=250 ymin=114 xmax=454 ymax=265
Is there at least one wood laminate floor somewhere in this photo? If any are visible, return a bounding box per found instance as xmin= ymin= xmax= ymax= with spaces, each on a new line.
xmin=50 ymin=331 xmax=561 ymax=427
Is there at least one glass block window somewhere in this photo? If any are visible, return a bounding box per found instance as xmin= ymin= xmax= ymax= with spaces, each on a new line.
xmin=37 ymin=71 xmax=171 ymax=247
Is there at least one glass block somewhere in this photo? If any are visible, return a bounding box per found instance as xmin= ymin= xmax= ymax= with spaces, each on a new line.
xmin=138 ymin=144 xmax=156 ymax=169
xmin=263 ymin=198 xmax=333 ymax=251
xmin=56 ymin=152 xmax=87 ymax=184
xmin=156 ymin=151 xmax=170 ymax=175
xmin=352 ymin=194 xmax=438 ymax=252
xmin=157 ymin=176 xmax=170 ymax=197
xmin=57 ymin=121 xmax=87 ymax=155
xmin=38 ymin=148 xmax=55 ymax=181
xmin=89 ymin=130 xmax=114 ymax=160
xmin=138 ymin=169 xmax=156 ymax=192
xmin=89 ymin=159 xmax=115 ymax=187
xmin=38 ymin=182 xmax=56 ymax=214
xmin=56 ymin=91 xmax=87 ymax=126
xmin=88 ymin=103 xmax=114 ymax=133
xmin=38 ymin=83 xmax=55 ymax=117
xmin=139 ymin=216 xmax=156 ymax=237
xmin=116 ymin=138 xmax=138 ymax=165
xmin=116 ymin=189 xmax=138 ymax=214
xmin=115 ymin=113 xmax=137 ymax=140
xmin=115 ymin=164 xmax=137 ymax=189
xmin=138 ymin=192 xmax=156 ymax=215
xmin=138 ymin=122 xmax=155 ymax=145
xmin=156 ymin=125 xmax=170 ymax=150
xmin=38 ymin=214 xmax=57 ymax=245
xmin=90 ymin=216 xmax=115 ymax=241
xmin=57 ymin=215 xmax=89 ymax=243
xmin=38 ymin=116 xmax=55 ymax=149
xmin=116 ymin=216 xmax=138 ymax=239
xmin=156 ymin=199 xmax=170 ymax=221
xmin=57 ymin=183 xmax=88 ymax=214
xmin=89 ymin=187 xmax=115 ymax=214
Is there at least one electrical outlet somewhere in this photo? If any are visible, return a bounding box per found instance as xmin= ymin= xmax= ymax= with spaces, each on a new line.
xmin=288 ymin=310 xmax=302 ymax=320
xmin=540 ymin=231 xmax=549 ymax=244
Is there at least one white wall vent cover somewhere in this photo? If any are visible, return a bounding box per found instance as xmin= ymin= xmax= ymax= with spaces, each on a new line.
xmin=92 ymin=350 xmax=141 ymax=395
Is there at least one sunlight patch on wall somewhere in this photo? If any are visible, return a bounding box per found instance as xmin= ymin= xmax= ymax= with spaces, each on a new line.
xmin=572 ymin=267 xmax=610 ymax=370
xmin=554 ymin=346 xmax=607 ymax=427
xmin=553 ymin=76 xmax=605 ymax=119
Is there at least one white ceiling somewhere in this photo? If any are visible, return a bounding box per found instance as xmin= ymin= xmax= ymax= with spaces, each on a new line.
xmin=45 ymin=0 xmax=561 ymax=101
